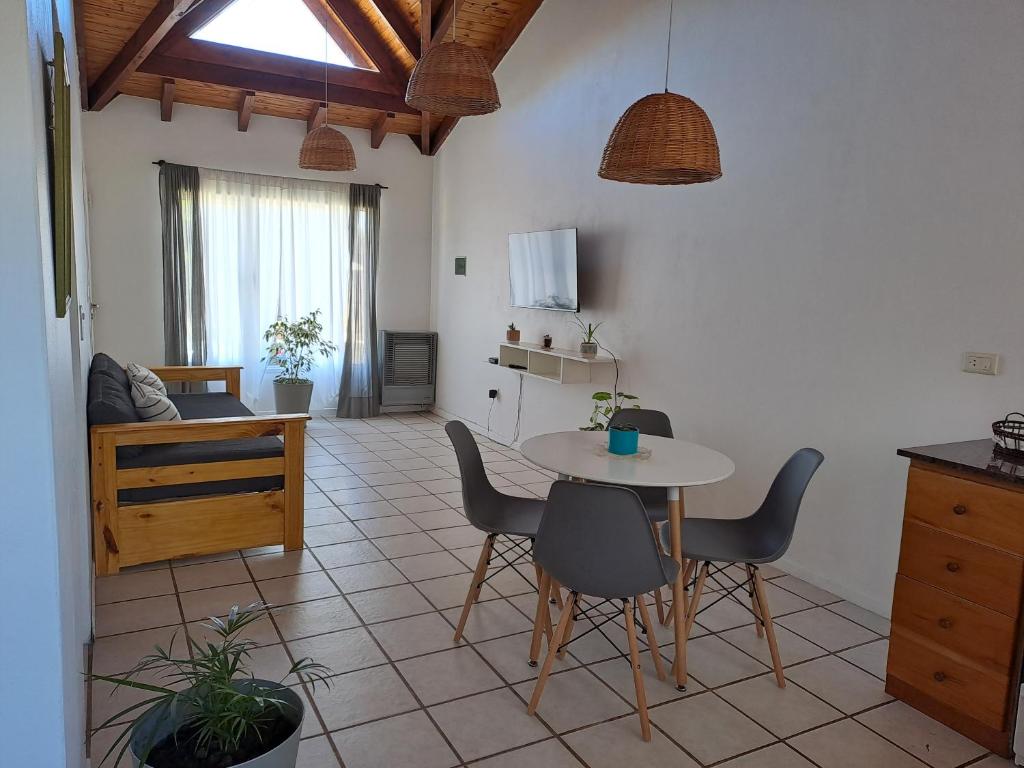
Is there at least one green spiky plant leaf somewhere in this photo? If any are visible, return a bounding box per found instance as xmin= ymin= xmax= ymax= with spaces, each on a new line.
xmin=262 ymin=310 xmax=337 ymax=384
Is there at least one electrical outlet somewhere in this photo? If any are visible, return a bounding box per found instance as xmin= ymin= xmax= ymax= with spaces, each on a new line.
xmin=963 ymin=352 xmax=1000 ymax=375
xmin=488 ymin=389 xmax=498 ymax=399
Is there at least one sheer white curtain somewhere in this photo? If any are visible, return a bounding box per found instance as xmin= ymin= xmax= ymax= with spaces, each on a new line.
xmin=198 ymin=168 xmax=350 ymax=411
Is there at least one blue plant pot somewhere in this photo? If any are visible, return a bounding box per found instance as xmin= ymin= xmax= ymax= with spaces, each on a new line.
xmin=608 ymin=425 xmax=639 ymax=456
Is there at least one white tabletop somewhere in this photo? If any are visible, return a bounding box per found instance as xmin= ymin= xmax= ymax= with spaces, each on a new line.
xmin=520 ymin=431 xmax=735 ymax=488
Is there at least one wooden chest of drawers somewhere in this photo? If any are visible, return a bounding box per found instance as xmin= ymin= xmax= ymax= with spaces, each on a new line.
xmin=888 ymin=447 xmax=1024 ymax=758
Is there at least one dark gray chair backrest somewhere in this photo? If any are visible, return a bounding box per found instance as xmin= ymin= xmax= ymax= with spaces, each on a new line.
xmin=535 ymin=481 xmax=671 ymax=599
xmin=608 ymin=408 xmax=673 ymax=438
xmin=749 ymin=448 xmax=824 ymax=561
xmin=445 ymin=421 xmax=502 ymax=530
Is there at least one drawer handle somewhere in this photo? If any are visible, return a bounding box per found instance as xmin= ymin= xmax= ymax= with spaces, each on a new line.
xmin=946 ymin=561 xmax=961 ymax=573
xmin=933 ymin=671 xmax=947 ymax=683
xmin=953 ymin=504 xmax=967 ymax=516
xmin=938 ymin=617 xmax=954 ymax=629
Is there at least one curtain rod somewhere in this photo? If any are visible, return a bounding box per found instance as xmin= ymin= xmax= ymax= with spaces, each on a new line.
xmin=151 ymin=160 xmax=388 ymax=189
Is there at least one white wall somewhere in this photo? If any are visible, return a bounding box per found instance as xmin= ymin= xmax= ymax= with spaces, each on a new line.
xmin=0 ymin=0 xmax=94 ymax=764
xmin=83 ymin=97 xmax=434 ymax=374
xmin=431 ymin=0 xmax=1024 ymax=615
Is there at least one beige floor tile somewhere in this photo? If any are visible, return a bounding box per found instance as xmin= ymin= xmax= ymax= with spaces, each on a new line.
xmin=303 ymin=491 xmax=333 ymax=510
xmin=303 ymin=521 xmax=365 ymax=548
xmin=855 ymin=701 xmax=987 ymax=768
xmin=92 ymin=625 xmax=185 ymax=675
xmin=370 ymin=612 xmax=458 ymax=660
xmin=513 ymin=667 xmax=632 ymax=733
xmin=389 ymin=457 xmax=437 ymax=471
xmin=172 ymin=558 xmax=252 ymax=592
xmin=589 ymin=651 xmax=701 ymax=707
xmin=187 ymin=612 xmax=280 ymax=647
xmin=718 ymin=672 xmax=843 ymax=737
xmin=402 ymin=467 xmax=454 ymax=482
xmin=314 ymin=540 xmax=384 ymax=570
xmin=474 ymin=630 xmax=579 ymax=684
xmin=427 ymin=525 xmax=487 ymax=549
xmin=359 ymin=471 xmax=413 ymax=487
xmin=773 ymin=575 xmax=841 ymax=605
xmin=272 ymin=595 xmax=361 ymax=641
xmin=393 ymin=551 xmax=469 ymax=581
xmin=564 ymin=717 xmax=700 ymax=768
xmin=564 ymin=624 xmax=627 ymax=664
xmin=91 ymin=678 xmax=168 ymax=729
xmin=418 ymin=478 xmax=464 ymax=495
xmin=354 ymin=515 xmax=421 ymax=538
xmin=390 ymin=494 xmax=453 ymax=514
xmin=339 ymin=499 xmax=401 ymax=520
xmin=718 ymin=623 xmax=828 ymax=668
xmin=326 ymin=487 xmax=383 ymax=506
xmin=397 ymin=646 xmax=504 ymax=705
xmin=407 ymin=509 xmax=468 ymax=530
xmin=95 ymin=595 xmax=182 ymax=636
xmin=760 ymin=581 xmax=816 ymax=615
xmin=692 ymin=594 xmax=761 ymax=632
xmin=429 ymin=688 xmax=551 ymax=761
xmin=785 ymin=656 xmax=891 ymax=714
xmin=312 ymin=665 xmax=419 ymax=730
xmin=178 ymin=583 xmax=262 ymax=622
xmin=95 ymin=568 xmax=175 ymax=605
xmin=304 ymin=506 xmax=347 ymax=527
xmin=777 ymin=607 xmax=880 ymax=651
xmin=328 ymin=560 xmax=406 ymax=593
xmin=88 ymin=725 xmax=132 ymax=767
xmin=676 ymin=634 xmax=770 ymax=688
xmin=415 ymin=572 xmax=501 ymax=610
xmin=718 ymin=743 xmax=817 ymax=768
xmin=374 ymin=531 xmax=444 ymax=558
xmin=246 ymin=549 xmax=322 ymax=581
xmin=471 ymin=738 xmax=583 ymax=768
xmin=259 ymin=571 xmax=340 ymax=606
xmin=377 ymin=482 xmax=429 ymax=500
xmin=649 ymin=692 xmax=773 ymax=764
xmin=828 ymin=601 xmax=892 ymax=635
xmin=789 ymin=718 xmax=928 ymax=768
xmin=313 ymin=475 xmax=367 ymax=491
xmin=288 ymin=627 xmax=386 ymax=676
xmin=347 ymin=584 xmax=434 ymax=624
xmin=838 ymin=638 xmax=888 ymax=680
xmin=442 ymin=598 xmax=533 ymax=642
xmin=486 ymin=564 xmax=539 ymax=598
xmin=296 ymin=735 xmax=340 ymax=768
xmin=968 ymin=756 xmax=1015 ymax=767
xmin=247 ymin=642 xmax=295 ymax=680
xmin=332 ymin=710 xmax=458 ymax=768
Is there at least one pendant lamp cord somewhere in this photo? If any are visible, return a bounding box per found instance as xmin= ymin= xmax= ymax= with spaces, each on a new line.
xmin=323 ymin=5 xmax=328 ymax=111
xmin=663 ymin=0 xmax=674 ymax=93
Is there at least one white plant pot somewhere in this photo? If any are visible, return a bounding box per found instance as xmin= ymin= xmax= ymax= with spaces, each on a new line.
xmin=273 ymin=380 xmax=314 ymax=414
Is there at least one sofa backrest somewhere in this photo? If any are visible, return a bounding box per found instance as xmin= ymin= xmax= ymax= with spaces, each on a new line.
xmin=87 ymin=353 xmax=139 ymax=428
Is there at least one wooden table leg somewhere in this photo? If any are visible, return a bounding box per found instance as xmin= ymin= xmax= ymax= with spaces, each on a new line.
xmin=668 ymin=486 xmax=687 ymax=690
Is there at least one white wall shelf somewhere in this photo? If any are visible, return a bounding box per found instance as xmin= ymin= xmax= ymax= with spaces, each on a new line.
xmin=495 ymin=342 xmax=616 ymax=384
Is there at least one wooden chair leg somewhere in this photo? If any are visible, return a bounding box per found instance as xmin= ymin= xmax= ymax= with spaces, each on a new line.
xmin=624 ymin=598 xmax=652 ymax=742
xmin=662 ymin=558 xmax=695 ymax=627
xmin=685 ymin=562 xmax=709 ymax=637
xmin=636 ymin=592 xmax=666 ymax=681
xmin=550 ymin=578 xmax=565 ymax=609
xmin=557 ymin=597 xmax=577 ymax=659
xmin=529 ymin=570 xmax=552 ymax=666
xmin=453 ymin=534 xmax=495 ymax=642
xmin=650 ymin=522 xmax=667 ymax=624
xmin=528 ymin=592 xmax=577 ymax=716
xmin=752 ymin=568 xmax=786 ymax=687
xmin=745 ymin=564 xmax=764 ymax=638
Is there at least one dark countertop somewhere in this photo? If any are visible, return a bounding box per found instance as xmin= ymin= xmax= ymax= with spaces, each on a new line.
xmin=898 ymin=439 xmax=1024 ymax=485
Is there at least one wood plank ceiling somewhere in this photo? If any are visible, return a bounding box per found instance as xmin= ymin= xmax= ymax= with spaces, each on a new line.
xmin=75 ymin=0 xmax=544 ymax=155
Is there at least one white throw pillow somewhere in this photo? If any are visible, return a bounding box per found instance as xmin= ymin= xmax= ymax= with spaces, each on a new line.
xmin=127 ymin=362 xmax=167 ymax=396
xmin=131 ymin=381 xmax=181 ymax=422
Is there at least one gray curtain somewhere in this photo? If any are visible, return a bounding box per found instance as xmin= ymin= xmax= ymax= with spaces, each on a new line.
xmin=159 ymin=163 xmax=207 ymax=373
xmin=336 ymin=184 xmax=381 ymax=418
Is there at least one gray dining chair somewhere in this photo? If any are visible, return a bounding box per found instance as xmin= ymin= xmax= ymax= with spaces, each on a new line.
xmin=446 ymin=420 xmax=548 ymax=643
xmin=662 ymin=448 xmax=824 ymax=687
xmin=607 ymin=408 xmax=673 ymax=622
xmin=527 ymin=480 xmax=677 ymax=742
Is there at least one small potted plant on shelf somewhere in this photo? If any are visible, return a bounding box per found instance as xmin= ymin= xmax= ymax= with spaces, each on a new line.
xmin=90 ymin=603 xmax=331 ymax=768
xmin=263 ymin=309 xmax=337 ymax=414
xmin=506 ymin=323 xmax=521 ymax=344
xmin=574 ymin=317 xmax=602 ymax=357
xmin=542 ymin=334 xmax=552 ymax=349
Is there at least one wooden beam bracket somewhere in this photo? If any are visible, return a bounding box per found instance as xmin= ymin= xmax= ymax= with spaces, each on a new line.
xmin=160 ymin=78 xmax=175 ymax=121
xmin=237 ymin=90 xmax=255 ymax=132
xmin=370 ymin=111 xmax=395 ymax=148
xmin=307 ymin=101 xmax=328 ymax=132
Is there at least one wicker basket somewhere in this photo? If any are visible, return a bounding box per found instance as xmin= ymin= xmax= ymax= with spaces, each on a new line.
xmin=406 ymin=41 xmax=500 ymax=116
xmin=599 ymin=92 xmax=721 ymax=185
xmin=993 ymin=412 xmax=1024 ymax=457
xmin=299 ymin=125 xmax=356 ymax=171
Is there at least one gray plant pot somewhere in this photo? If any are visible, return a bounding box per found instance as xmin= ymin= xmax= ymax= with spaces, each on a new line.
xmin=130 ymin=680 xmax=303 ymax=768
xmin=273 ymin=380 xmax=314 ymax=414
xmin=579 ymin=342 xmax=598 ymax=357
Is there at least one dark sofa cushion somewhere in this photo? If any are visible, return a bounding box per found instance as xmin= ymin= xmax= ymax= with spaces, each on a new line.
xmin=88 ymin=365 xmax=144 ymax=460
xmin=90 ymin=352 xmax=131 ymax=391
xmin=117 ymin=392 xmax=284 ymax=504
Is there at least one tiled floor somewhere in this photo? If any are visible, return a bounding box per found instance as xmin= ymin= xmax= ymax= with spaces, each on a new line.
xmin=89 ymin=412 xmax=1012 ymax=768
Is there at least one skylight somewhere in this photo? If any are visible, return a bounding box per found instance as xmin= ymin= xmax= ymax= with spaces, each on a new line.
xmin=192 ymin=0 xmax=354 ymax=68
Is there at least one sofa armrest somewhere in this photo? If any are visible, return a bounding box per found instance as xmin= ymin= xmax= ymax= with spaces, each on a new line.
xmin=91 ymin=413 xmax=309 ymax=447
xmin=148 ymin=366 xmax=243 ymax=398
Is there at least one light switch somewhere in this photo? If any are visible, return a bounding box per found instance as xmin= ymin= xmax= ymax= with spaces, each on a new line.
xmin=963 ymin=352 xmax=1000 ymax=375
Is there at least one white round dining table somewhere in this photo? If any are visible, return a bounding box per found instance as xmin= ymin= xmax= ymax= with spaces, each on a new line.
xmin=520 ymin=430 xmax=735 ymax=689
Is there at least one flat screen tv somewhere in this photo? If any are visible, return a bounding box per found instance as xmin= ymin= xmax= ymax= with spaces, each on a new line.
xmin=508 ymin=228 xmax=579 ymax=311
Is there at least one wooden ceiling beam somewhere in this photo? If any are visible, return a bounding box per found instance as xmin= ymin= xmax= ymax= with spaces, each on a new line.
xmin=72 ymin=0 xmax=89 ymax=109
xmin=308 ymin=101 xmax=328 ymax=131
xmin=369 ymin=0 xmax=420 ymax=59
xmin=418 ymin=0 xmax=432 ymax=155
xmin=299 ymin=0 xmax=375 ymax=71
xmin=321 ymin=0 xmax=410 ymax=89
xmin=160 ymin=78 xmax=175 ymax=121
xmin=430 ymin=0 xmax=455 ymax=46
xmin=139 ymin=53 xmax=420 ymax=114
xmin=154 ymin=0 xmax=236 ymax=52
xmin=237 ymin=90 xmax=255 ymax=131
xmin=370 ymin=111 xmax=394 ymax=148
xmin=87 ymin=0 xmax=193 ymax=110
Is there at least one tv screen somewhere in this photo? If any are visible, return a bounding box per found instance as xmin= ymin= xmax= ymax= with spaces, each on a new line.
xmin=508 ymin=228 xmax=579 ymax=311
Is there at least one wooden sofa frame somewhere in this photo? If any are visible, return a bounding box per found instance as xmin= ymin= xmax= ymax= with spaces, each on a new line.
xmin=90 ymin=366 xmax=309 ymax=575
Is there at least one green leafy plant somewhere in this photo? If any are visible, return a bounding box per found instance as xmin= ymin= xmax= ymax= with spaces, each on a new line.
xmin=90 ymin=603 xmax=331 ymax=767
xmin=262 ymin=310 xmax=337 ymax=384
xmin=573 ymin=316 xmax=602 ymax=344
xmin=507 ymin=322 xmax=517 ymax=331
xmin=580 ymin=390 xmax=640 ymax=431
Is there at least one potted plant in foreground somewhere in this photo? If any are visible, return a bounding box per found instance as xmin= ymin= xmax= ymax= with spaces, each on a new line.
xmin=263 ymin=310 xmax=337 ymax=414
xmin=91 ymin=603 xmax=331 ymax=768
xmin=580 ymin=390 xmax=640 ymax=431
xmin=506 ymin=323 xmax=520 ymax=344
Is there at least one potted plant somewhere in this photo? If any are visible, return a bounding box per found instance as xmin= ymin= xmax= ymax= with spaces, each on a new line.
xmin=542 ymin=334 xmax=552 ymax=349
xmin=574 ymin=317 xmax=602 ymax=357
xmin=91 ymin=603 xmax=331 ymax=768
xmin=580 ymin=390 xmax=640 ymax=431
xmin=263 ymin=310 xmax=337 ymax=414
xmin=506 ymin=323 xmax=521 ymax=344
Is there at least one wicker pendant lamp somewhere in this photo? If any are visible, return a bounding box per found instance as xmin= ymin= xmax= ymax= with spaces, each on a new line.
xmin=405 ymin=2 xmax=499 ymax=116
xmin=599 ymin=0 xmax=720 ymax=185
xmin=299 ymin=13 xmax=356 ymax=171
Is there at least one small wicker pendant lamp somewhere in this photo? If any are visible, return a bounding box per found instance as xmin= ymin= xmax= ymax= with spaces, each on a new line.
xmin=599 ymin=0 xmax=720 ymax=185
xmin=300 ymin=11 xmax=356 ymax=171
xmin=406 ymin=1 xmax=499 ymax=116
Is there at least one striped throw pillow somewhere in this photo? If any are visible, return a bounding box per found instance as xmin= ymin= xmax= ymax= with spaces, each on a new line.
xmin=130 ymin=381 xmax=181 ymax=422
xmin=127 ymin=362 xmax=167 ymax=396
